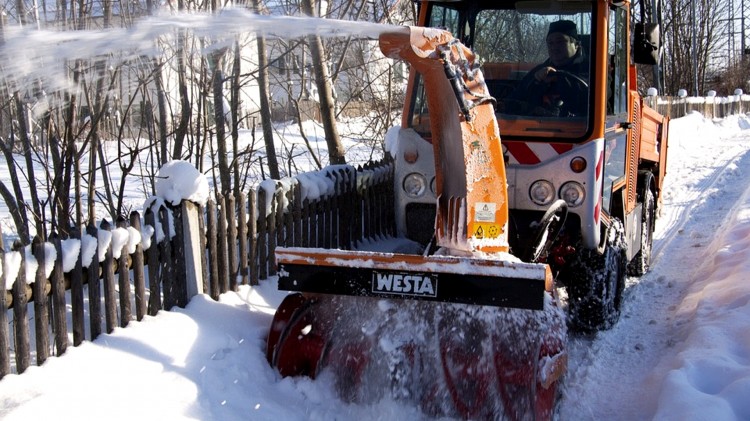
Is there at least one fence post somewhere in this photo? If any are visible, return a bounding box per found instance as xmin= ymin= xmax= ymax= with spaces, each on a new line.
xmin=226 ymin=194 xmax=238 ymax=291
xmin=130 ymin=212 xmax=147 ymax=321
xmin=158 ymin=207 xmax=175 ymax=310
xmin=86 ymin=224 xmax=103 ymax=339
xmin=144 ymin=210 xmax=161 ymax=316
xmin=12 ymin=241 xmax=30 ymax=374
xmin=100 ymin=219 xmax=118 ymax=333
xmin=32 ymin=236 xmax=50 ymax=365
xmin=49 ymin=233 xmax=68 ymax=356
xmin=0 ymin=235 xmax=10 ymax=379
xmin=217 ymin=195 xmax=230 ymax=294
xmin=237 ymin=193 xmax=248 ymax=286
xmin=248 ymin=191 xmax=259 ymax=286
xmin=206 ymin=199 xmax=220 ymax=300
xmin=116 ymin=216 xmax=133 ymax=327
xmin=257 ymin=188 xmax=268 ymax=281
xmin=70 ymin=226 xmax=85 ymax=345
xmin=181 ymin=200 xmax=205 ymax=302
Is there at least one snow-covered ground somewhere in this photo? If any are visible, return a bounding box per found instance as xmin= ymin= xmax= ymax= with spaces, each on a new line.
xmin=0 ymin=111 xmax=749 ymax=420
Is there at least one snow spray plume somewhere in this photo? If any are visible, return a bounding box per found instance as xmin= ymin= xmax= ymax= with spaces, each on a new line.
xmin=0 ymin=8 xmax=399 ymax=99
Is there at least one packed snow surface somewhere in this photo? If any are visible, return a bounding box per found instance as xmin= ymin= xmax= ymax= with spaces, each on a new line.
xmin=0 ymin=113 xmax=749 ymax=420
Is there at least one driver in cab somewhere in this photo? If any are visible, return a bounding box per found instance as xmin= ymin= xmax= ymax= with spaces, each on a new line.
xmin=502 ymin=20 xmax=589 ymax=117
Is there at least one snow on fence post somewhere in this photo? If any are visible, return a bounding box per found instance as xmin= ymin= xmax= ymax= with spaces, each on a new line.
xmin=180 ymin=199 xmax=206 ymax=303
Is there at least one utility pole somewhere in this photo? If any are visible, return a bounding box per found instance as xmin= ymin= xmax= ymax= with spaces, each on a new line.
xmin=743 ymin=0 xmax=747 ymax=58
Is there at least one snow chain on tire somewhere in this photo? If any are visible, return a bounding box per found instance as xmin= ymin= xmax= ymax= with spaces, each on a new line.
xmin=566 ymin=219 xmax=627 ymax=333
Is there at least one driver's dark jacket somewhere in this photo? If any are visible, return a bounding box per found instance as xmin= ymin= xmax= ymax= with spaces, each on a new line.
xmin=508 ymin=51 xmax=589 ymax=116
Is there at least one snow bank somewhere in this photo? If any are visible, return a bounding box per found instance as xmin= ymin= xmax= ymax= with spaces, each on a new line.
xmin=652 ymin=171 xmax=750 ymax=420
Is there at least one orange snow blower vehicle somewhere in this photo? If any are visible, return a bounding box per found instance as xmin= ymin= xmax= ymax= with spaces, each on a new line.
xmin=267 ymin=0 xmax=668 ymax=419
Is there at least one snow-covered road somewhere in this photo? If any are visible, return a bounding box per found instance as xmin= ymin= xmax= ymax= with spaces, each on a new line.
xmin=561 ymin=112 xmax=750 ymax=420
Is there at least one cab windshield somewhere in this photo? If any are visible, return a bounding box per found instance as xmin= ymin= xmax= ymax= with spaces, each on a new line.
xmin=411 ymin=1 xmax=594 ymax=141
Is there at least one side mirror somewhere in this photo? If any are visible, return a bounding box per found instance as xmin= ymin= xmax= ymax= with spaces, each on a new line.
xmin=633 ymin=23 xmax=660 ymax=65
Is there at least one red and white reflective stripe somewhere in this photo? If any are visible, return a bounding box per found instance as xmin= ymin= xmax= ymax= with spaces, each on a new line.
xmin=593 ymin=150 xmax=604 ymax=225
xmin=503 ymin=141 xmax=574 ymax=165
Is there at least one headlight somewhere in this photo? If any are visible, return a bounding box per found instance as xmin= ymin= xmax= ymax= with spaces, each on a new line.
xmin=529 ymin=180 xmax=555 ymax=206
xmin=403 ymin=173 xmax=427 ymax=198
xmin=560 ymin=181 xmax=585 ymax=207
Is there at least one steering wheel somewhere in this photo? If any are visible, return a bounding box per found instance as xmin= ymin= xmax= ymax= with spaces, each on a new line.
xmin=533 ymin=69 xmax=589 ymax=116
xmin=553 ymin=69 xmax=589 ymax=90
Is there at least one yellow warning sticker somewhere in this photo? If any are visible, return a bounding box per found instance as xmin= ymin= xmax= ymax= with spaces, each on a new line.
xmin=474 ymin=223 xmax=501 ymax=239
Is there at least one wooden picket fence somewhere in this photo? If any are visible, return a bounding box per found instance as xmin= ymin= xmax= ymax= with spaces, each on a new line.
xmin=648 ymin=94 xmax=750 ymax=119
xmin=0 ymin=158 xmax=394 ymax=378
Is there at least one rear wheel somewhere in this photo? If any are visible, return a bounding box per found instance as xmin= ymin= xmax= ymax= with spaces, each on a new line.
xmin=566 ymin=220 xmax=627 ymax=332
xmin=628 ymin=187 xmax=655 ymax=276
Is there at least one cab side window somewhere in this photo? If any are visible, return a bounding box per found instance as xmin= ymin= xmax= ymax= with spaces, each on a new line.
xmin=607 ymin=7 xmax=628 ymax=116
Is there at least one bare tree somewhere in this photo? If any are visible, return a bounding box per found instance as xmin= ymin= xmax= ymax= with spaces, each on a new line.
xmin=301 ymin=0 xmax=346 ymax=165
xmin=252 ymin=0 xmax=281 ymax=179
xmin=650 ymin=0 xmax=730 ymax=95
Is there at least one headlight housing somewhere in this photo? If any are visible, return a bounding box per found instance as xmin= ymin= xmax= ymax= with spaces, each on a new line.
xmin=403 ymin=173 xmax=428 ymax=198
xmin=529 ymin=180 xmax=555 ymax=206
xmin=560 ymin=181 xmax=585 ymax=207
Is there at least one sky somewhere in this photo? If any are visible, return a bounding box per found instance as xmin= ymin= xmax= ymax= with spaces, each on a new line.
xmin=0 ymin=111 xmax=748 ymax=420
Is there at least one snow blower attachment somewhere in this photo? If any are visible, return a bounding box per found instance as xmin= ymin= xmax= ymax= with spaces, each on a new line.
xmin=267 ymin=26 xmax=568 ymax=420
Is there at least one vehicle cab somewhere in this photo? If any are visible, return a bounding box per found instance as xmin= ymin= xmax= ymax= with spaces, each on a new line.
xmin=393 ymin=0 xmax=660 ymax=260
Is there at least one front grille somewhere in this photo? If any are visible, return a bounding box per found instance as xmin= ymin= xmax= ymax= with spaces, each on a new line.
xmin=405 ymin=203 xmax=437 ymax=245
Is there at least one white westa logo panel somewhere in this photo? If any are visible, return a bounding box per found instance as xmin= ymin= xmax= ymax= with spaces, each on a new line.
xmin=372 ymin=271 xmax=438 ymax=297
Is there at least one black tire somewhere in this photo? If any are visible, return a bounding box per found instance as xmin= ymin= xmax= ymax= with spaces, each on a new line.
xmin=566 ymin=220 xmax=627 ymax=333
xmin=628 ymin=187 xmax=655 ymax=276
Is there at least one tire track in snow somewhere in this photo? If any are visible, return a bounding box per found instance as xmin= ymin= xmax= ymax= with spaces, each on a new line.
xmin=651 ymin=146 xmax=748 ymax=265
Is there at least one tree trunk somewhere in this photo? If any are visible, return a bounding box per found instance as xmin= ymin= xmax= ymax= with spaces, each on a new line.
xmin=16 ymin=93 xmax=45 ymax=237
xmin=301 ymin=0 xmax=346 ymax=165
xmin=174 ymin=30 xmax=191 ymax=160
xmin=154 ymin=58 xmax=169 ymax=166
xmin=231 ymin=40 xmax=242 ymax=194
xmin=212 ymin=50 xmax=232 ymax=195
xmin=253 ymin=0 xmax=281 ymax=179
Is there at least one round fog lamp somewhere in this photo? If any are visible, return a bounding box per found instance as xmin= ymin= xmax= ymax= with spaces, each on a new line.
xmin=403 ymin=173 xmax=427 ymax=198
xmin=529 ymin=180 xmax=555 ymax=206
xmin=560 ymin=181 xmax=585 ymax=207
